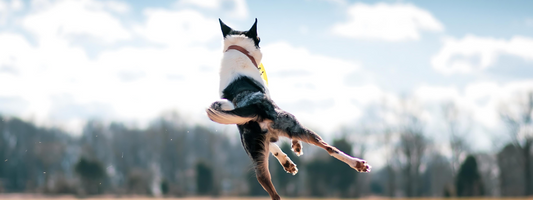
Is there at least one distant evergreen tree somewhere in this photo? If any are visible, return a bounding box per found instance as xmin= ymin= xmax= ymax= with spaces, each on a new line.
xmin=306 ymin=138 xmax=357 ymax=197
xmin=456 ymin=155 xmax=484 ymax=196
xmin=161 ymin=179 xmax=169 ymax=195
xmin=498 ymin=143 xmax=525 ymax=196
xmin=330 ymin=138 xmax=357 ymax=197
xmin=271 ymin=142 xmax=300 ymax=196
xmin=247 ymin=169 xmax=269 ymax=196
xmin=306 ymin=158 xmax=330 ymax=197
xmin=196 ymin=161 xmax=214 ymax=195
xmin=126 ymin=168 xmax=150 ymax=195
xmin=74 ymin=157 xmax=106 ymax=195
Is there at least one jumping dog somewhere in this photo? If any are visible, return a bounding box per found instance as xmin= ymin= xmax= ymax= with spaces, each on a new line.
xmin=206 ymin=19 xmax=371 ymax=200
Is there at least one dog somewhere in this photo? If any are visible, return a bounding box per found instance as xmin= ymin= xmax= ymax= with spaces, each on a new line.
xmin=206 ymin=19 xmax=371 ymax=200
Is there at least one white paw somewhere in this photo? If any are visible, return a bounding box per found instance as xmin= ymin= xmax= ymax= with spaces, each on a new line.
xmin=282 ymin=160 xmax=298 ymax=175
xmin=351 ymin=159 xmax=371 ymax=173
xmin=210 ymin=99 xmax=234 ymax=111
xmin=291 ymin=141 xmax=303 ymax=156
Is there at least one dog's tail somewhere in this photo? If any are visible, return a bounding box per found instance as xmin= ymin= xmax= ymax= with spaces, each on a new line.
xmin=206 ymin=99 xmax=257 ymax=125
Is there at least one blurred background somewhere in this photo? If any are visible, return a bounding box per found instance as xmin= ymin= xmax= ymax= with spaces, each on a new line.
xmin=1 ymin=0 xmax=533 ymax=198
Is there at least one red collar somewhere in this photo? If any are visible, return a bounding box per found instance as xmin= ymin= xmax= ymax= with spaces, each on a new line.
xmin=225 ymin=45 xmax=258 ymax=68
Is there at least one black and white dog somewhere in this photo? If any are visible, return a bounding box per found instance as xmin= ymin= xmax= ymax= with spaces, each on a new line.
xmin=206 ymin=19 xmax=371 ymax=200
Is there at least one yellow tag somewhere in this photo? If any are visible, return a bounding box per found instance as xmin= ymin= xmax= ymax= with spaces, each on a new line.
xmin=259 ymin=63 xmax=268 ymax=86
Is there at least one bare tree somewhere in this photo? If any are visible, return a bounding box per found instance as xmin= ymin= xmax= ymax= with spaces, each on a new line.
xmin=354 ymin=99 xmax=397 ymax=197
xmin=396 ymin=97 xmax=429 ymax=197
xmin=442 ymin=101 xmax=471 ymax=176
xmin=423 ymin=152 xmax=453 ymax=197
xmin=499 ymin=91 xmax=533 ymax=195
xmin=383 ymin=128 xmax=397 ymax=197
xmin=398 ymin=123 xmax=427 ymax=197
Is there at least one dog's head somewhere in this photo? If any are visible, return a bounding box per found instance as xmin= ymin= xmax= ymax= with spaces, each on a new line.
xmin=219 ymin=19 xmax=262 ymax=62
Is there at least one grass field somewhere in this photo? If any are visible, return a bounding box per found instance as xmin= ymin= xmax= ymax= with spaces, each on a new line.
xmin=0 ymin=196 xmax=357 ymax=200
xmin=0 ymin=194 xmax=378 ymax=200
xmin=2 ymin=194 xmax=533 ymax=200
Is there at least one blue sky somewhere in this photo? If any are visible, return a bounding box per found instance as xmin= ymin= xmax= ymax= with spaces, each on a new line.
xmin=1 ymin=0 xmax=532 ymax=166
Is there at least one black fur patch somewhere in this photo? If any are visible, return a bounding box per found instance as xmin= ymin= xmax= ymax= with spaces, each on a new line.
xmin=238 ymin=121 xmax=266 ymax=161
xmin=283 ymin=161 xmax=291 ymax=168
xmin=210 ymin=101 xmax=222 ymax=110
xmin=221 ymin=76 xmax=277 ymax=122
xmin=270 ymin=111 xmax=305 ymax=136
xmin=222 ymin=76 xmax=265 ymax=101
xmin=232 ymin=91 xmax=277 ymax=121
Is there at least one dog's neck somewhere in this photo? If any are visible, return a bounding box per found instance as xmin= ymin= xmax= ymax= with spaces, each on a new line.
xmin=226 ymin=45 xmax=258 ymax=68
xmin=222 ymin=35 xmax=262 ymax=65
xmin=219 ymin=36 xmax=269 ymax=98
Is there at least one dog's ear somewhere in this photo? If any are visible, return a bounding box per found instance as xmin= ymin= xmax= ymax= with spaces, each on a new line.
xmin=219 ymin=19 xmax=232 ymax=38
xmin=245 ymin=18 xmax=258 ymax=39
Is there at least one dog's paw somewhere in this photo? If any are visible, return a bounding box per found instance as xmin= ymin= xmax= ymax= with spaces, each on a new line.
xmin=351 ymin=159 xmax=371 ymax=173
xmin=210 ymin=99 xmax=234 ymax=111
xmin=291 ymin=140 xmax=303 ymax=156
xmin=282 ymin=160 xmax=298 ymax=175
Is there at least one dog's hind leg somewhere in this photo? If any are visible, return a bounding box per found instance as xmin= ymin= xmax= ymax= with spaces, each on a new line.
xmin=269 ymin=143 xmax=298 ymax=175
xmin=239 ymin=122 xmax=281 ymax=200
xmin=296 ymin=130 xmax=370 ymax=172
xmin=273 ymin=111 xmax=371 ymax=173
xmin=255 ymin=158 xmax=281 ymax=200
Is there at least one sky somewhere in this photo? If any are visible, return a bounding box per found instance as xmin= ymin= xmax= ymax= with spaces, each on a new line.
xmin=1 ymin=0 xmax=533 ymax=166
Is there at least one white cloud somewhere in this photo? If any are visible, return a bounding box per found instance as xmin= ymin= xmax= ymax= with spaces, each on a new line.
xmin=177 ymin=0 xmax=248 ymax=18
xmin=320 ymin=0 xmax=348 ymax=6
xmin=432 ymin=35 xmax=533 ymax=75
xmin=11 ymin=0 xmax=23 ymax=10
xmin=0 ymin=0 xmax=23 ymax=12
xmin=0 ymin=0 xmax=24 ymax=25
xmin=101 ymin=0 xmax=130 ymax=13
xmin=22 ymin=0 xmax=131 ymax=44
xmin=414 ymin=81 xmax=533 ymax=130
xmin=180 ymin=0 xmax=220 ymax=9
xmin=135 ymin=9 xmax=219 ymax=46
xmin=412 ymin=81 xmax=533 ymax=150
xmin=415 ymin=86 xmax=461 ymax=102
xmin=0 ymin=0 xmax=222 ymax=133
xmin=332 ymin=3 xmax=443 ymax=41
xmin=261 ymin=42 xmax=398 ymax=132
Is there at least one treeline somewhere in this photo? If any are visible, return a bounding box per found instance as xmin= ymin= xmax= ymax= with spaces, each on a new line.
xmin=0 ymin=112 xmax=251 ymax=196
xmin=0 ymin=113 xmax=371 ymax=197
xmin=0 ymin=92 xmax=533 ymax=198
